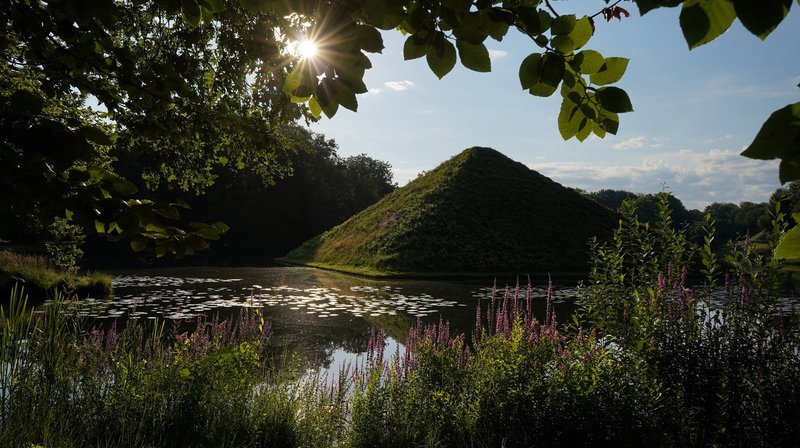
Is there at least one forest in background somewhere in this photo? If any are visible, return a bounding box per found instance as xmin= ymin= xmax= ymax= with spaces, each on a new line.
xmin=3 ymin=130 xmax=798 ymax=269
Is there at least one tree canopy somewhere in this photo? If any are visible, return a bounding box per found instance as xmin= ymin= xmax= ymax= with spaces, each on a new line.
xmin=2 ymin=0 xmax=797 ymax=257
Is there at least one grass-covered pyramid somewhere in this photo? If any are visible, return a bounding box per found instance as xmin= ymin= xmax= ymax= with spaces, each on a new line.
xmin=280 ymin=147 xmax=616 ymax=277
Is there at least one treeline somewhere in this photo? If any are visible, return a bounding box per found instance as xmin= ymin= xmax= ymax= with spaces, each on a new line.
xmin=578 ymin=184 xmax=800 ymax=248
xmin=2 ymin=126 xmax=397 ymax=265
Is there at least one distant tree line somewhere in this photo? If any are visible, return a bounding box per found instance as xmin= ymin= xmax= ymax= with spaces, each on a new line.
xmin=1 ymin=126 xmax=397 ymax=265
xmin=578 ymin=185 xmax=800 ymax=250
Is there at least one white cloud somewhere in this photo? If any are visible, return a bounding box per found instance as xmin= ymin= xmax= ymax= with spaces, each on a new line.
xmin=488 ymin=49 xmax=508 ymax=60
xmin=613 ymin=136 xmax=649 ymax=150
xmin=527 ymin=149 xmax=780 ymax=209
xmin=384 ymin=80 xmax=414 ymax=91
xmin=392 ymin=167 xmax=427 ymax=185
xmin=365 ymin=87 xmax=383 ymax=95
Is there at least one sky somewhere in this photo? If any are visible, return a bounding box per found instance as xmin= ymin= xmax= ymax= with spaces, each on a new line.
xmin=308 ymin=2 xmax=800 ymax=210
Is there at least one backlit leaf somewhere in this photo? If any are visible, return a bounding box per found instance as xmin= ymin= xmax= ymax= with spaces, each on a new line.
xmin=589 ymin=57 xmax=629 ymax=85
xmin=741 ymin=103 xmax=800 ymax=161
xmin=519 ymin=53 xmax=543 ymax=89
xmin=569 ymin=17 xmax=594 ymax=50
xmin=456 ymin=40 xmax=491 ymax=72
xmin=181 ymin=0 xmax=201 ymax=27
xmin=358 ymin=25 xmax=385 ymax=53
xmin=551 ymin=35 xmax=574 ymax=54
xmin=680 ymin=0 xmax=736 ymax=49
xmin=131 ymin=236 xmax=148 ymax=252
xmin=596 ymin=87 xmax=634 ymax=113
xmin=779 ymin=156 xmax=800 ymax=183
xmin=403 ymin=35 xmax=428 ymax=60
xmin=308 ymin=96 xmax=322 ymax=118
xmin=572 ymin=50 xmax=604 ymax=75
xmin=733 ymin=0 xmax=791 ymax=39
xmin=775 ymin=225 xmax=800 ymax=259
xmin=426 ymin=39 xmax=457 ymax=79
xmin=551 ymin=14 xmax=577 ymax=35
xmin=558 ymin=100 xmax=583 ymax=140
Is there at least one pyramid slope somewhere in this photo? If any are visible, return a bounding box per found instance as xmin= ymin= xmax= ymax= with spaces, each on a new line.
xmin=280 ymin=147 xmax=616 ymax=277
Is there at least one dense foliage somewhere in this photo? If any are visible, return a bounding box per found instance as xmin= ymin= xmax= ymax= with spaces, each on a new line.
xmin=145 ymin=127 xmax=397 ymax=261
xmin=3 ymin=0 xmax=796 ymax=258
xmin=283 ymin=147 xmax=617 ymax=276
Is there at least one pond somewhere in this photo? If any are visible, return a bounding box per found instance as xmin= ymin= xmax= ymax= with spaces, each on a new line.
xmin=66 ymin=266 xmax=581 ymax=371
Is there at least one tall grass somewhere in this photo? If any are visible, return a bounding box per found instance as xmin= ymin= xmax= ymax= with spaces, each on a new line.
xmin=1 ymin=194 xmax=799 ymax=446
xmin=0 ymin=250 xmax=112 ymax=299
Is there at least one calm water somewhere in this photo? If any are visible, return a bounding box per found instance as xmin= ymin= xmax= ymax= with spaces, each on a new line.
xmin=65 ymin=266 xmax=580 ymax=370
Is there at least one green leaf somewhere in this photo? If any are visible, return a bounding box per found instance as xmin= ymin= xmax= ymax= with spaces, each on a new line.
xmin=315 ymin=79 xmax=340 ymax=118
xmin=529 ymin=54 xmax=564 ymax=97
xmin=484 ymin=17 xmax=510 ymax=41
xmin=530 ymin=83 xmax=558 ymax=97
xmin=572 ymin=50 xmax=604 ymax=74
xmin=779 ymin=156 xmax=800 ymax=183
xmin=181 ymin=0 xmax=201 ymax=27
xmin=282 ymin=63 xmax=306 ymax=95
xmin=456 ymin=40 xmax=491 ymax=72
xmin=153 ymin=205 xmax=181 ymax=220
xmin=308 ymin=96 xmax=322 ymax=118
xmin=535 ymin=35 xmax=549 ymax=48
xmin=95 ymin=221 xmax=106 ymax=234
xmin=593 ymin=122 xmax=607 ymax=138
xmin=576 ymin=117 xmax=592 ymax=141
xmin=453 ymin=27 xmax=488 ymax=45
xmin=589 ymin=57 xmax=629 ymax=85
xmin=213 ymin=221 xmax=230 ymax=233
xmin=426 ymin=39 xmax=457 ymax=79
xmin=599 ymin=111 xmax=620 ymax=135
xmin=741 ymin=103 xmax=800 ymax=160
xmin=110 ymin=178 xmax=138 ymax=195
xmin=551 ymin=35 xmax=574 ymax=54
xmin=539 ymin=54 xmax=565 ymax=87
xmin=517 ymin=8 xmax=545 ymax=34
xmin=334 ymin=81 xmax=358 ymax=112
xmin=403 ymin=35 xmax=429 ymax=60
xmin=558 ymin=100 xmax=583 ymax=140
xmin=568 ymin=17 xmax=594 ymax=50
xmin=635 ymin=0 xmax=684 ymax=15
xmin=519 ymin=53 xmax=543 ymax=89
xmin=733 ymin=0 xmax=791 ymax=39
xmin=551 ymin=14 xmax=577 ymax=35
xmin=358 ymin=25 xmax=384 ymax=53
xmin=193 ymin=225 xmax=222 ymax=240
xmin=155 ymin=244 xmax=167 ymax=258
xmin=680 ymin=0 xmax=737 ymax=49
xmin=596 ymin=87 xmax=634 ymax=113
xmin=775 ymin=225 xmax=800 ymax=259
xmin=131 ymin=236 xmax=148 ymax=252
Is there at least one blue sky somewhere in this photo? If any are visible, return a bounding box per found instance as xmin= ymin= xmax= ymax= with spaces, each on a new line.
xmin=308 ymin=3 xmax=799 ymax=210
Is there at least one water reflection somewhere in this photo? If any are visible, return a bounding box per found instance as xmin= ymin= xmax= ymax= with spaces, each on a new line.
xmin=51 ymin=266 xmax=580 ymax=370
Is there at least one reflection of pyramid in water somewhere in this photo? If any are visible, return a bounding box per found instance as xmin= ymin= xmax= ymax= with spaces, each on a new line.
xmin=282 ymin=147 xmax=617 ymax=276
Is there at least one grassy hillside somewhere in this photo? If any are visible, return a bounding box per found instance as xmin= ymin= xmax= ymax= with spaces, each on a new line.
xmin=0 ymin=251 xmax=112 ymax=300
xmin=281 ymin=147 xmax=617 ymax=277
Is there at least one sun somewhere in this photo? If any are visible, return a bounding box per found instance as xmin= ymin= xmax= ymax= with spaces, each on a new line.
xmin=297 ymin=39 xmax=318 ymax=60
